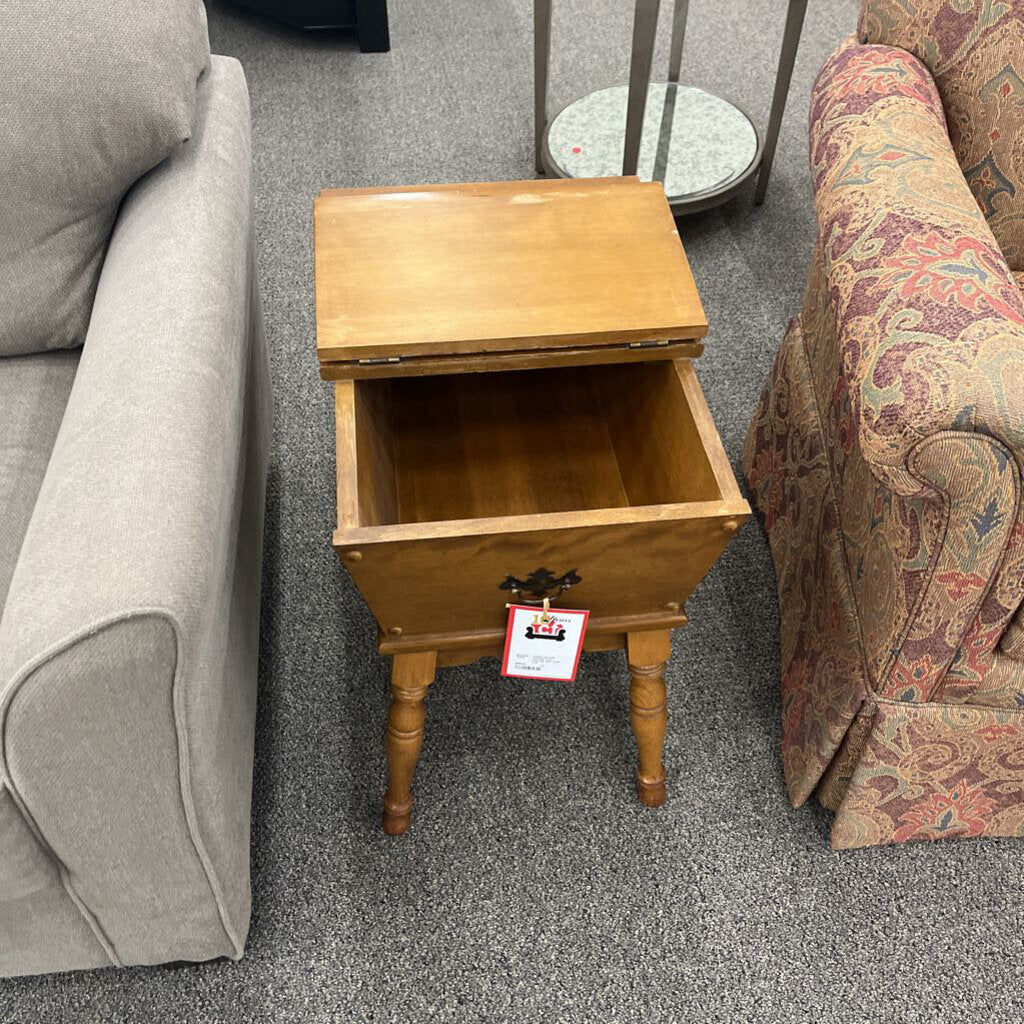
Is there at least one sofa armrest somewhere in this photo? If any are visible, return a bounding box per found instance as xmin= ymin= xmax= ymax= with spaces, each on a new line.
xmin=806 ymin=41 xmax=1024 ymax=704
xmin=0 ymin=56 xmax=270 ymax=969
xmin=810 ymin=40 xmax=1024 ymax=489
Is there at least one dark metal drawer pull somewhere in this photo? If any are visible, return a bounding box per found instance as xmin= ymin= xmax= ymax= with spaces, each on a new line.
xmin=498 ymin=567 xmax=581 ymax=605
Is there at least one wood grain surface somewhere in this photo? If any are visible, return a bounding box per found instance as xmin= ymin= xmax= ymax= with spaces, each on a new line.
xmin=314 ymin=177 xmax=707 ymax=367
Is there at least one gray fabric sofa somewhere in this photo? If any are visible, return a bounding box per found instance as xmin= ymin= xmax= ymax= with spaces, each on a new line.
xmin=0 ymin=14 xmax=270 ymax=977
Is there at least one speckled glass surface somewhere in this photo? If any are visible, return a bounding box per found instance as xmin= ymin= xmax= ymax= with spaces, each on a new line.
xmin=546 ymin=84 xmax=758 ymax=200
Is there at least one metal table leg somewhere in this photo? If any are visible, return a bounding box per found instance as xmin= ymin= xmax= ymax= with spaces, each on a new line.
xmin=534 ymin=0 xmax=553 ymax=175
xmin=534 ymin=0 xmax=801 ymax=212
xmin=754 ymin=0 xmax=807 ymax=205
xmin=667 ymin=0 xmax=688 ymax=85
xmin=652 ymin=0 xmax=689 ymax=184
xmin=623 ymin=0 xmax=661 ymax=177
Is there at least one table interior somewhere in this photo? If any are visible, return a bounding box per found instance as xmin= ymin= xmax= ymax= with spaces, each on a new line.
xmin=352 ymin=361 xmax=722 ymax=526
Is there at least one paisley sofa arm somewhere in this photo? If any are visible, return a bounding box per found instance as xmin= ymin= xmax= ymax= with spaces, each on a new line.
xmin=806 ymin=40 xmax=1024 ymax=704
xmin=810 ymin=39 xmax=1024 ymax=488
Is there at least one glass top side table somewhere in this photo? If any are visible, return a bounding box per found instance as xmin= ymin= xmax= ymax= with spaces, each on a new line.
xmin=534 ymin=0 xmax=808 ymax=213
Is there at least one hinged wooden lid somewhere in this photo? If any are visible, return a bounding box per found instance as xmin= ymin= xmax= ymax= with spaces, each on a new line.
xmin=314 ymin=176 xmax=707 ymax=379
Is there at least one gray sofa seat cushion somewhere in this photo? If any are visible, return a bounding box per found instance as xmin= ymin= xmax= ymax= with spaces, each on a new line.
xmin=0 ymin=0 xmax=210 ymax=356
xmin=0 ymin=352 xmax=79 ymax=613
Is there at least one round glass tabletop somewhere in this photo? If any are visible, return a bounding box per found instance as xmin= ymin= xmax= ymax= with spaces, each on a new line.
xmin=545 ymin=83 xmax=759 ymax=205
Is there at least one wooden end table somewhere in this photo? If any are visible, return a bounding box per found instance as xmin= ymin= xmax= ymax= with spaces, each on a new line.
xmin=314 ymin=176 xmax=749 ymax=834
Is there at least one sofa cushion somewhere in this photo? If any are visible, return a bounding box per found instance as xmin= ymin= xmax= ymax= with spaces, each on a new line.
xmin=0 ymin=352 xmax=80 ymax=614
xmin=0 ymin=1 xmax=209 ymax=356
xmin=860 ymin=0 xmax=1024 ymax=270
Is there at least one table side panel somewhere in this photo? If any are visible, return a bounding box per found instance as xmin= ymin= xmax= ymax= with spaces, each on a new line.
xmin=335 ymin=381 xmax=359 ymax=528
xmin=597 ymin=361 xmax=721 ymax=504
xmin=674 ymin=360 xmax=744 ymax=501
xmin=354 ymin=378 xmax=399 ymax=526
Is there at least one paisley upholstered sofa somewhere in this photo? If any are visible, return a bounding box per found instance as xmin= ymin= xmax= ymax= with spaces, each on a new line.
xmin=745 ymin=0 xmax=1024 ymax=848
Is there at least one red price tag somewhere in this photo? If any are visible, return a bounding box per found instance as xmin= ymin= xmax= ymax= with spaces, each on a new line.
xmin=500 ymin=604 xmax=590 ymax=681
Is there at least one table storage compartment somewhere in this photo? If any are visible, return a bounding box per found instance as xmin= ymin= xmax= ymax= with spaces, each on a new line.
xmin=334 ymin=360 xmax=749 ymax=645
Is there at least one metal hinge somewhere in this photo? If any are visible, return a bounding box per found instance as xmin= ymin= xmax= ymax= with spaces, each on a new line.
xmin=625 ymin=339 xmax=671 ymax=350
xmin=357 ymin=355 xmax=402 ymax=366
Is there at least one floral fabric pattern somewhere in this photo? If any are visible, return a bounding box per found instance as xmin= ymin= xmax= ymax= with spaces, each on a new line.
xmin=745 ymin=30 xmax=1024 ymax=847
xmin=860 ymin=0 xmax=1024 ymax=269
xmin=743 ymin=318 xmax=870 ymax=808
xmin=831 ymin=700 xmax=1024 ymax=849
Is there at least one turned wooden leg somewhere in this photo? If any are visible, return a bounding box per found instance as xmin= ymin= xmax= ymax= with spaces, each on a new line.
xmin=382 ymin=650 xmax=437 ymax=835
xmin=626 ymin=630 xmax=671 ymax=808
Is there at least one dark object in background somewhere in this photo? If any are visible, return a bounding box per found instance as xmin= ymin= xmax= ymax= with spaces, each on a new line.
xmin=233 ymin=0 xmax=390 ymax=52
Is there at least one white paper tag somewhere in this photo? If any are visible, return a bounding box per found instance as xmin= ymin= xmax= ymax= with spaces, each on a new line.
xmin=500 ymin=604 xmax=590 ymax=682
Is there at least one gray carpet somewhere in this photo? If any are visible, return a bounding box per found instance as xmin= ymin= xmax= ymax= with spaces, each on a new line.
xmin=5 ymin=0 xmax=1024 ymax=1020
